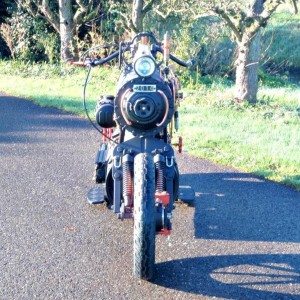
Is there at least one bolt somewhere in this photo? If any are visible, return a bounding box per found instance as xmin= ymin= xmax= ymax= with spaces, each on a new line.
xmin=113 ymin=172 xmax=122 ymax=179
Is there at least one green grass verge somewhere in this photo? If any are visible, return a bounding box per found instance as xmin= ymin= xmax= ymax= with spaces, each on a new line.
xmin=0 ymin=61 xmax=299 ymax=190
xmin=0 ymin=61 xmax=118 ymax=115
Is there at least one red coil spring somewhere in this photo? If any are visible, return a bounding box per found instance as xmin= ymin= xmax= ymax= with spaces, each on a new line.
xmin=123 ymin=161 xmax=133 ymax=206
xmin=155 ymin=161 xmax=165 ymax=192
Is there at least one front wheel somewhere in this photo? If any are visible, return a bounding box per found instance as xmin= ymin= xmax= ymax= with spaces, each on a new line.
xmin=133 ymin=153 xmax=156 ymax=280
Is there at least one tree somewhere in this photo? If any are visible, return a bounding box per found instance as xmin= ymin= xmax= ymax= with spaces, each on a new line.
xmin=199 ymin=0 xmax=298 ymax=103
xmin=198 ymin=0 xmax=284 ymax=103
xmin=0 ymin=0 xmax=15 ymax=57
xmin=59 ymin=0 xmax=74 ymax=61
xmin=14 ymin=0 xmax=102 ymax=61
xmin=109 ymin=0 xmax=159 ymax=37
xmin=291 ymin=0 xmax=298 ymax=13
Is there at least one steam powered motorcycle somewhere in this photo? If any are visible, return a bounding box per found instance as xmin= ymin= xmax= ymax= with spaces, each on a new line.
xmin=79 ymin=32 xmax=194 ymax=280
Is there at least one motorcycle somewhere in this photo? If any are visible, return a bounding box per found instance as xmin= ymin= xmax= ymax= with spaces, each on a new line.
xmin=77 ymin=32 xmax=195 ymax=280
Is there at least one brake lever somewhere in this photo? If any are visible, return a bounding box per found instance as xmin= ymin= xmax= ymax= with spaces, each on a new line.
xmin=70 ymin=60 xmax=87 ymax=67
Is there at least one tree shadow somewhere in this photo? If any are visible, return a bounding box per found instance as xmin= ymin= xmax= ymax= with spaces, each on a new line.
xmin=180 ymin=172 xmax=300 ymax=243
xmin=154 ymin=254 xmax=300 ymax=299
xmin=0 ymin=96 xmax=92 ymax=144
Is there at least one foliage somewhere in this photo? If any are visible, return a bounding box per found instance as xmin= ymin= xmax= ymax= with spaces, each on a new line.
xmin=1 ymin=0 xmax=299 ymax=78
xmin=261 ymin=12 xmax=300 ymax=71
xmin=183 ymin=16 xmax=235 ymax=76
xmin=258 ymin=70 xmax=293 ymax=88
xmin=0 ymin=6 xmax=60 ymax=62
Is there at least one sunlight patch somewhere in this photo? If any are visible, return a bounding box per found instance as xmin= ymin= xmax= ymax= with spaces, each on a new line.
xmin=211 ymin=263 xmax=300 ymax=295
xmin=223 ymin=177 xmax=265 ymax=183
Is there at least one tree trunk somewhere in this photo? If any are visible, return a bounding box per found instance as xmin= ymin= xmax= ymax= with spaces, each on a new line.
xmin=59 ymin=0 xmax=74 ymax=61
xmin=291 ymin=0 xmax=298 ymax=14
xmin=132 ymin=0 xmax=144 ymax=36
xmin=235 ymin=31 xmax=261 ymax=103
xmin=235 ymin=0 xmax=264 ymax=103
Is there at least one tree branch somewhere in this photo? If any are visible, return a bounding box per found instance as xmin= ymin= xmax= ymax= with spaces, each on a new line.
xmin=214 ymin=6 xmax=243 ymax=41
xmin=118 ymin=10 xmax=137 ymax=33
xmin=153 ymin=7 xmax=172 ymax=19
xmin=14 ymin=0 xmax=38 ymax=16
xmin=40 ymin=0 xmax=60 ymax=33
xmin=75 ymin=0 xmax=87 ymax=11
xmin=247 ymin=0 xmax=284 ymax=34
xmin=73 ymin=0 xmax=101 ymax=28
xmin=154 ymin=6 xmax=188 ymax=19
xmin=291 ymin=0 xmax=298 ymax=14
xmin=143 ymin=0 xmax=158 ymax=14
xmin=261 ymin=0 xmax=284 ymax=20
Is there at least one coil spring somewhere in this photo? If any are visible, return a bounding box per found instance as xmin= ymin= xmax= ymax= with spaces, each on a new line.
xmin=155 ymin=160 xmax=165 ymax=193
xmin=122 ymin=160 xmax=133 ymax=206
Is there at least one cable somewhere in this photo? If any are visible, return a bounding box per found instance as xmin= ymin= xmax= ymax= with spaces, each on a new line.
xmin=83 ymin=66 xmax=118 ymax=144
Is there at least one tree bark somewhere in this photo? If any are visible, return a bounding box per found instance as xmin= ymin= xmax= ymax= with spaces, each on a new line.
xmin=235 ymin=0 xmax=264 ymax=103
xmin=291 ymin=0 xmax=298 ymax=14
xmin=132 ymin=0 xmax=144 ymax=35
xmin=235 ymin=31 xmax=261 ymax=103
xmin=59 ymin=0 xmax=74 ymax=61
xmin=40 ymin=0 xmax=60 ymax=33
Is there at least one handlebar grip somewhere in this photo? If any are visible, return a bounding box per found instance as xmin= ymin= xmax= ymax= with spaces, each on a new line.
xmin=93 ymin=50 xmax=120 ymax=66
xmin=169 ymin=54 xmax=189 ymax=68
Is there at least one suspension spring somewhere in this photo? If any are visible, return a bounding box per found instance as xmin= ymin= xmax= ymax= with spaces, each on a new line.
xmin=122 ymin=154 xmax=134 ymax=207
xmin=155 ymin=155 xmax=166 ymax=193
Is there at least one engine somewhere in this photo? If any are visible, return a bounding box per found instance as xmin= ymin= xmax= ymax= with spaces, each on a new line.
xmin=114 ymin=72 xmax=174 ymax=136
xmin=96 ymin=42 xmax=175 ymax=137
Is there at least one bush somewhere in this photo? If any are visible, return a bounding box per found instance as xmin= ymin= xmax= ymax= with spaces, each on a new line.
xmin=0 ymin=7 xmax=59 ymax=63
xmin=145 ymin=13 xmax=236 ymax=76
xmin=261 ymin=13 xmax=300 ymax=72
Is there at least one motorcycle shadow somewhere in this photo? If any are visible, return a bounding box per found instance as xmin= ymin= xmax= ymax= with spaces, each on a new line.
xmin=153 ymin=253 xmax=300 ymax=299
xmin=153 ymin=171 xmax=300 ymax=297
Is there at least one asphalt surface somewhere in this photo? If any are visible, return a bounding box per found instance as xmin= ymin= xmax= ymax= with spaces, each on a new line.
xmin=0 ymin=95 xmax=300 ymax=300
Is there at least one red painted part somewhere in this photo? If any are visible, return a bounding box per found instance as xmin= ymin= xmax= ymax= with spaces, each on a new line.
xmin=101 ymin=128 xmax=113 ymax=143
xmin=155 ymin=191 xmax=170 ymax=206
xmin=172 ymin=136 xmax=183 ymax=153
xmin=159 ymin=228 xmax=172 ymax=236
xmin=141 ymin=36 xmax=149 ymax=45
xmin=178 ymin=136 xmax=183 ymax=153
xmin=70 ymin=61 xmax=86 ymax=67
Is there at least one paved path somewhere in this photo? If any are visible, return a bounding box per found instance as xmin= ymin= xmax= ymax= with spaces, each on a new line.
xmin=0 ymin=95 xmax=299 ymax=299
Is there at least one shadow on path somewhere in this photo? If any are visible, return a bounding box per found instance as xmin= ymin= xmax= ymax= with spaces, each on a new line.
xmin=180 ymin=172 xmax=300 ymax=243
xmin=154 ymin=254 xmax=300 ymax=299
xmin=0 ymin=96 xmax=91 ymax=144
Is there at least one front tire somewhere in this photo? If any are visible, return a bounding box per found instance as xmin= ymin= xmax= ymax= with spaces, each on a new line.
xmin=133 ymin=153 xmax=156 ymax=280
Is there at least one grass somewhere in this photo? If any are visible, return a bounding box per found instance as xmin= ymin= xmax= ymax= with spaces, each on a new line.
xmin=0 ymin=61 xmax=119 ymax=115
xmin=178 ymin=77 xmax=300 ymax=189
xmin=0 ymin=60 xmax=299 ymax=190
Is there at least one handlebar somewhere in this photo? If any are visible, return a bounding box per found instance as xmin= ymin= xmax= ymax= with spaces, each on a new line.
xmin=91 ymin=50 xmax=120 ymax=66
xmin=169 ymin=53 xmax=192 ymax=68
xmin=72 ymin=33 xmax=193 ymax=68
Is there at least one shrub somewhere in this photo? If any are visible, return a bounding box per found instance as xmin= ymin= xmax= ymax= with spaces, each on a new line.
xmin=0 ymin=6 xmax=59 ymax=63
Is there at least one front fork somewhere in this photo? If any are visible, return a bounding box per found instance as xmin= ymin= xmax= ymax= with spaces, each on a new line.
xmin=112 ymin=149 xmax=176 ymax=234
xmin=154 ymin=154 xmax=175 ymax=235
